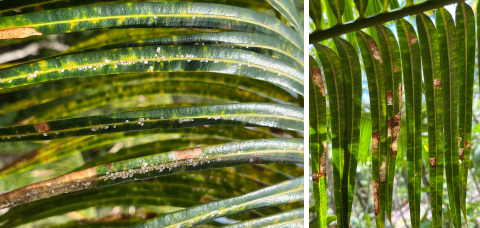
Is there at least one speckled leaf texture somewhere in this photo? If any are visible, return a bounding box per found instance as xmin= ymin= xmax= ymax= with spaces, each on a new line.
xmin=416 ymin=13 xmax=443 ymax=228
xmin=133 ymin=177 xmax=303 ymax=228
xmin=437 ymin=8 xmax=462 ymax=228
xmin=375 ymin=24 xmax=402 ymax=225
xmin=356 ymin=30 xmax=387 ymax=228
xmin=396 ymin=18 xmax=422 ymax=228
xmin=309 ymin=56 xmax=327 ymax=227
xmin=0 ymin=0 xmax=304 ymax=227
xmin=455 ymin=3 xmax=475 ymax=224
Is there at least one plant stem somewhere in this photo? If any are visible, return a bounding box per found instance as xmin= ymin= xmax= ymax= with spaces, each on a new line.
xmin=309 ymin=0 xmax=464 ymax=43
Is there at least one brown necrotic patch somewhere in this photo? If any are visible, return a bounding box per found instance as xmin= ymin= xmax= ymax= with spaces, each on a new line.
xmin=172 ymin=147 xmax=202 ymax=161
xmin=429 ymin=157 xmax=437 ymax=168
xmin=34 ymin=122 xmax=50 ymax=133
xmin=312 ymin=173 xmax=319 ymax=183
xmin=459 ymin=148 xmax=465 ymax=160
xmin=373 ymin=181 xmax=380 ymax=217
xmin=0 ymin=167 xmax=97 ymax=209
xmin=319 ymin=149 xmax=327 ymax=177
xmin=310 ymin=66 xmax=326 ymax=96
xmin=387 ymin=91 xmax=393 ymax=105
xmin=368 ymin=40 xmax=383 ymax=63
xmin=393 ymin=65 xmax=401 ymax=72
xmin=408 ymin=33 xmax=418 ymax=44
xmin=379 ymin=157 xmax=386 ymax=185
xmin=434 ymin=79 xmax=442 ymax=88
xmin=390 ymin=112 xmax=401 ymax=157
xmin=372 ymin=130 xmax=380 ymax=154
xmin=466 ymin=140 xmax=471 ymax=148
xmin=0 ymin=27 xmax=42 ymax=39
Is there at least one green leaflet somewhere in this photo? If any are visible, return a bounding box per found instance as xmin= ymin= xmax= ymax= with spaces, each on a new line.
xmin=396 ymin=18 xmax=422 ymax=228
xmin=333 ymin=37 xmax=362 ymax=228
xmin=0 ymin=126 xmax=280 ymax=189
xmin=0 ymin=2 xmax=303 ymax=49
xmin=436 ymin=8 xmax=462 ymax=228
xmin=2 ymin=183 xmax=212 ymax=228
xmin=27 ymin=81 xmax=289 ymax=122
xmin=46 ymin=220 xmax=141 ymax=228
xmin=356 ymin=30 xmax=387 ymax=228
xmin=416 ymin=13 xmax=443 ymax=228
xmin=266 ymin=0 xmax=304 ymax=35
xmin=0 ymin=0 xmax=274 ymax=17
xmin=0 ymin=45 xmax=304 ymax=95
xmin=353 ymin=0 xmax=368 ymax=18
xmin=314 ymin=43 xmax=347 ymax=228
xmin=222 ymin=207 xmax=303 ymax=227
xmin=87 ymin=32 xmax=304 ymax=68
xmin=76 ymin=138 xmax=229 ymax=169
xmin=342 ymin=0 xmax=358 ymax=49
xmin=0 ymin=103 xmax=303 ymax=142
xmin=66 ymin=28 xmax=209 ymax=52
xmin=309 ymin=0 xmax=322 ymax=31
xmin=455 ymin=3 xmax=475 ymax=224
xmin=374 ymin=24 xmax=402 ymax=224
xmin=1 ymin=166 xmax=294 ymax=228
xmin=326 ymin=0 xmax=345 ymax=24
xmin=0 ymin=138 xmax=304 ymax=209
xmin=309 ymin=56 xmax=327 ymax=228
xmin=358 ymin=118 xmax=372 ymax=165
xmin=131 ymin=177 xmax=303 ymax=228
xmin=1 ymin=73 xmax=298 ymax=115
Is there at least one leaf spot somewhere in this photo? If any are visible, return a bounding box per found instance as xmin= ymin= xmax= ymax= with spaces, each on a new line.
xmin=408 ymin=33 xmax=418 ymax=44
xmin=0 ymin=27 xmax=42 ymax=40
xmin=368 ymin=40 xmax=383 ymax=63
xmin=34 ymin=122 xmax=50 ymax=133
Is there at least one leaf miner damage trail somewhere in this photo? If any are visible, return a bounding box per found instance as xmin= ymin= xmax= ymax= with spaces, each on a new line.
xmin=0 ymin=167 xmax=97 ymax=209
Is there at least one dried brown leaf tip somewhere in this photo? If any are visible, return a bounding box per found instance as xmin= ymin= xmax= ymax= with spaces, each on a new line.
xmin=372 ymin=130 xmax=380 ymax=154
xmin=310 ymin=66 xmax=326 ymax=96
xmin=0 ymin=27 xmax=42 ymax=40
xmin=434 ymin=79 xmax=442 ymax=88
xmin=312 ymin=173 xmax=319 ymax=183
xmin=379 ymin=157 xmax=386 ymax=185
xmin=429 ymin=157 xmax=437 ymax=168
xmin=319 ymin=150 xmax=327 ymax=177
xmin=373 ymin=181 xmax=380 ymax=217
xmin=408 ymin=33 xmax=418 ymax=44
xmin=34 ymin=122 xmax=50 ymax=133
xmin=368 ymin=40 xmax=383 ymax=63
